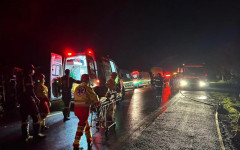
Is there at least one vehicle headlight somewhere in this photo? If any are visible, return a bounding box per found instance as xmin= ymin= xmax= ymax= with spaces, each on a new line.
xmin=134 ymin=81 xmax=138 ymax=84
xmin=180 ymin=80 xmax=187 ymax=86
xmin=199 ymin=81 xmax=206 ymax=87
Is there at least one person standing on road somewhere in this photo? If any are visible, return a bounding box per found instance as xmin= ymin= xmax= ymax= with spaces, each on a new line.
xmin=73 ymin=74 xmax=100 ymax=150
xmin=34 ymin=73 xmax=51 ymax=132
xmin=106 ymin=72 xmax=118 ymax=122
xmin=153 ymin=73 xmax=164 ymax=101
xmin=61 ymin=69 xmax=81 ymax=121
xmin=19 ymin=64 xmax=45 ymax=142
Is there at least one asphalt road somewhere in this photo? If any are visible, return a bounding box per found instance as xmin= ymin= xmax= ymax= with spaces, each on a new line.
xmin=123 ymin=90 xmax=222 ymax=150
xmin=0 ymin=86 xmax=225 ymax=150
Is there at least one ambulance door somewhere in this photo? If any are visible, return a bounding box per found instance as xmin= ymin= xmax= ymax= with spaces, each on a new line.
xmin=50 ymin=53 xmax=63 ymax=100
xmin=86 ymin=55 xmax=97 ymax=87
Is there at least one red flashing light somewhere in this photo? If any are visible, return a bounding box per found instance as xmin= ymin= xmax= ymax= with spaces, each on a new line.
xmin=164 ymin=73 xmax=171 ymax=78
xmin=95 ymin=79 xmax=100 ymax=86
xmin=67 ymin=52 xmax=72 ymax=56
xmin=205 ymin=74 xmax=208 ymax=77
xmin=131 ymin=71 xmax=139 ymax=75
xmin=87 ymin=49 xmax=94 ymax=55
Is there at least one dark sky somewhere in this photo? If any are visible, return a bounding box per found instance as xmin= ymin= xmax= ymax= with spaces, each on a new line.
xmin=1 ymin=0 xmax=240 ymax=72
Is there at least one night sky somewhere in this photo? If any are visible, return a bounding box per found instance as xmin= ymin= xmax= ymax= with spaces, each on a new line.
xmin=1 ymin=0 xmax=240 ymax=72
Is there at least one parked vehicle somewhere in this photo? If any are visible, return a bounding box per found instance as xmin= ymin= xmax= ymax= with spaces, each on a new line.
xmin=131 ymin=71 xmax=151 ymax=88
xmin=50 ymin=49 xmax=125 ymax=101
xmin=119 ymin=69 xmax=134 ymax=91
xmin=178 ymin=63 xmax=209 ymax=90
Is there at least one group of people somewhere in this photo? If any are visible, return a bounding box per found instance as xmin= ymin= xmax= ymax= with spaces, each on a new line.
xmin=19 ymin=64 xmax=119 ymax=150
xmin=19 ymin=64 xmax=48 ymax=142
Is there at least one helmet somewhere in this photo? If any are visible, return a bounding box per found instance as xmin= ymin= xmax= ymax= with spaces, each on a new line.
xmin=157 ymin=73 xmax=161 ymax=77
xmin=81 ymin=74 xmax=89 ymax=82
xmin=36 ymin=73 xmax=45 ymax=80
xmin=25 ymin=64 xmax=36 ymax=71
xmin=36 ymin=73 xmax=45 ymax=83
xmin=111 ymin=72 xmax=118 ymax=78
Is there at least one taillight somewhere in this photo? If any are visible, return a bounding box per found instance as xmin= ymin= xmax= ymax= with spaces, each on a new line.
xmin=95 ymin=79 xmax=100 ymax=86
xmin=165 ymin=74 xmax=171 ymax=77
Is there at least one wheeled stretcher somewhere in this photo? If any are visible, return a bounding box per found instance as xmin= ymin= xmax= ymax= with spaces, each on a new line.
xmin=90 ymin=94 xmax=116 ymax=136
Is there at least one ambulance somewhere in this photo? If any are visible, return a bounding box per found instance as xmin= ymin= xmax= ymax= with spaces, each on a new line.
xmin=119 ymin=69 xmax=135 ymax=91
xmin=131 ymin=71 xmax=151 ymax=88
xmin=50 ymin=49 xmax=124 ymax=101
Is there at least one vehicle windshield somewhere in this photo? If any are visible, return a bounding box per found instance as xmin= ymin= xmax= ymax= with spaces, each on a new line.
xmin=65 ymin=55 xmax=88 ymax=80
xmin=132 ymin=74 xmax=138 ymax=79
xmin=183 ymin=67 xmax=205 ymax=76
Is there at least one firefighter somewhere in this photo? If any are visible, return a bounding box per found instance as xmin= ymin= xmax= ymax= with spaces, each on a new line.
xmin=34 ymin=73 xmax=51 ymax=131
xmin=73 ymin=74 xmax=100 ymax=150
xmin=154 ymin=73 xmax=164 ymax=100
xmin=106 ymin=72 xmax=118 ymax=122
xmin=61 ymin=69 xmax=81 ymax=121
xmin=19 ymin=64 xmax=45 ymax=142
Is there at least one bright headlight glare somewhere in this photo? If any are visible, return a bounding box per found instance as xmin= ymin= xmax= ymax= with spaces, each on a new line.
xmin=199 ymin=81 xmax=206 ymax=87
xmin=180 ymin=80 xmax=187 ymax=86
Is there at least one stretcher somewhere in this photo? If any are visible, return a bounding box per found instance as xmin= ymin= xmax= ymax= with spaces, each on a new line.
xmin=90 ymin=94 xmax=116 ymax=136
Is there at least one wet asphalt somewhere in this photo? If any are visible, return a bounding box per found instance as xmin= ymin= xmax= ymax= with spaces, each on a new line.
xmin=123 ymin=90 xmax=221 ymax=150
xmin=0 ymin=86 xmax=225 ymax=150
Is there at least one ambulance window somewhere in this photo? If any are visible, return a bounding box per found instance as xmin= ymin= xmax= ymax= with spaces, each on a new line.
xmin=87 ymin=57 xmax=97 ymax=79
xmin=110 ymin=61 xmax=117 ymax=73
xmin=65 ymin=56 xmax=87 ymax=81
xmin=52 ymin=64 xmax=61 ymax=76
xmin=132 ymin=74 xmax=138 ymax=79
xmin=126 ymin=74 xmax=130 ymax=79
xmin=103 ymin=61 xmax=112 ymax=80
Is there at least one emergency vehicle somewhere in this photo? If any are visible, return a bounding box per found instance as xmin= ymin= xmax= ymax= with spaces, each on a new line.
xmin=178 ymin=63 xmax=209 ymax=90
xmin=119 ymin=69 xmax=135 ymax=90
xmin=50 ymin=49 xmax=124 ymax=101
xmin=131 ymin=71 xmax=151 ymax=88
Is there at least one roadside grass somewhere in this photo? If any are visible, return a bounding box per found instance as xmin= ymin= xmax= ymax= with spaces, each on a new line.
xmin=210 ymin=91 xmax=240 ymax=133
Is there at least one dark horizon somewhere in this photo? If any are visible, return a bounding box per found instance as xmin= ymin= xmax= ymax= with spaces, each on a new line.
xmin=1 ymin=0 xmax=240 ymax=72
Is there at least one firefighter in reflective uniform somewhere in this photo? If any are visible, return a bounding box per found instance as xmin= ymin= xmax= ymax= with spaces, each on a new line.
xmin=61 ymin=69 xmax=81 ymax=121
xmin=106 ymin=72 xmax=118 ymax=122
xmin=34 ymin=73 xmax=51 ymax=131
xmin=19 ymin=64 xmax=45 ymax=142
xmin=154 ymin=73 xmax=164 ymax=99
xmin=73 ymin=74 xmax=99 ymax=150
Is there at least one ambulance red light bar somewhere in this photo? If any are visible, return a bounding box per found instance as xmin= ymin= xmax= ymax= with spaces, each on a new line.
xmin=87 ymin=49 xmax=94 ymax=55
xmin=131 ymin=71 xmax=139 ymax=75
xmin=65 ymin=49 xmax=74 ymax=56
xmin=165 ymin=73 xmax=171 ymax=77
